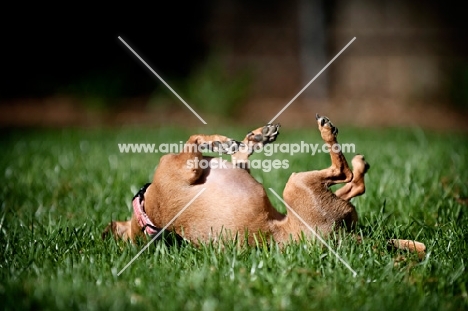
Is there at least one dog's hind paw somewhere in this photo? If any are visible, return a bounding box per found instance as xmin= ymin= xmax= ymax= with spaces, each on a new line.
xmin=316 ymin=113 xmax=338 ymax=141
xmin=352 ymin=154 xmax=370 ymax=174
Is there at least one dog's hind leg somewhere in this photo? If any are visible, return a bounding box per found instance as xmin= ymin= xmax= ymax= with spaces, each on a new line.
xmin=334 ymin=154 xmax=370 ymax=201
xmin=281 ymin=115 xmax=357 ymax=236
xmin=290 ymin=114 xmax=353 ymax=187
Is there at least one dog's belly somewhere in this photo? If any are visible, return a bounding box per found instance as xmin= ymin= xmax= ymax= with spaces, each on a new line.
xmin=202 ymin=161 xmax=260 ymax=196
xmin=174 ymin=160 xmax=276 ymax=241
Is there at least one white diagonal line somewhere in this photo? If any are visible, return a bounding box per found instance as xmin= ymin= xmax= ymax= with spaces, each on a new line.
xmin=117 ymin=187 xmax=206 ymax=276
xmin=268 ymin=37 xmax=356 ymax=124
xmin=269 ymin=188 xmax=358 ymax=277
xmin=118 ymin=36 xmax=207 ymax=125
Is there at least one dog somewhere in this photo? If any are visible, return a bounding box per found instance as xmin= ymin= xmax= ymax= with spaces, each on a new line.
xmin=103 ymin=114 xmax=426 ymax=256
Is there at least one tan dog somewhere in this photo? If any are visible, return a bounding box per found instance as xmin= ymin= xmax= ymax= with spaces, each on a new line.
xmin=104 ymin=114 xmax=425 ymax=256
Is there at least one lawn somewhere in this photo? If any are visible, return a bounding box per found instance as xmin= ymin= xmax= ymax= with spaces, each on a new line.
xmin=1 ymin=124 xmax=467 ymax=310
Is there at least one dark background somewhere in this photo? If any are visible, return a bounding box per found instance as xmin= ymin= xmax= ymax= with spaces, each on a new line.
xmin=1 ymin=0 xmax=467 ymax=129
xmin=2 ymin=3 xmax=210 ymax=98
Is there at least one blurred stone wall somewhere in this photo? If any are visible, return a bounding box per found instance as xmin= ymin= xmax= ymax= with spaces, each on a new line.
xmin=1 ymin=1 xmax=465 ymax=129
xmin=206 ymin=0 xmax=467 ymax=129
xmin=206 ymin=0 xmax=301 ymax=98
xmin=331 ymin=2 xmax=448 ymax=103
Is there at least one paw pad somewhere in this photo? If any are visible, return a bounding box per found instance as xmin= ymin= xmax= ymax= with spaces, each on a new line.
xmin=260 ymin=123 xmax=281 ymax=143
xmin=316 ymin=113 xmax=338 ymax=135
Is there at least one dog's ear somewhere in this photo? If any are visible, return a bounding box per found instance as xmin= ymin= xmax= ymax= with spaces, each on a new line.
xmin=102 ymin=221 xmax=132 ymax=241
xmin=101 ymin=222 xmax=115 ymax=240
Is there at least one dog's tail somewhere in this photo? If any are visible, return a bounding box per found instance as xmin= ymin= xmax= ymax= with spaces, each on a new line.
xmin=388 ymin=239 xmax=426 ymax=258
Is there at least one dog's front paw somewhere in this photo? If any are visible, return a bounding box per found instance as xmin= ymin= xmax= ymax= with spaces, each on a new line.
xmin=316 ymin=113 xmax=338 ymax=141
xmin=212 ymin=140 xmax=245 ymax=155
xmin=248 ymin=123 xmax=281 ymax=145
xmin=261 ymin=123 xmax=281 ymax=143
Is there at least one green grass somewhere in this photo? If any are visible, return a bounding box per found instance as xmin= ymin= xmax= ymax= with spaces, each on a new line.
xmin=1 ymin=125 xmax=467 ymax=310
